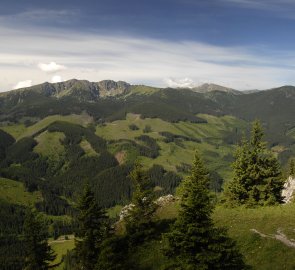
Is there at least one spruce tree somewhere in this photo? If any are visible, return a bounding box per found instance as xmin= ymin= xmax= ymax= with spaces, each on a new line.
xmin=96 ymin=236 xmax=130 ymax=270
xmin=225 ymin=120 xmax=284 ymax=206
xmin=23 ymin=207 xmax=56 ymax=270
xmin=225 ymin=137 xmax=250 ymax=205
xmin=97 ymin=163 xmax=157 ymax=270
xmin=163 ymin=152 xmax=247 ymax=270
xmin=75 ymin=184 xmax=108 ymax=270
xmin=125 ymin=162 xmax=158 ymax=245
xmin=289 ymin=158 xmax=295 ymax=177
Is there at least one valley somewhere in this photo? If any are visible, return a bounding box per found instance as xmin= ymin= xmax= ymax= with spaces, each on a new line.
xmin=1 ymin=80 xmax=295 ymax=269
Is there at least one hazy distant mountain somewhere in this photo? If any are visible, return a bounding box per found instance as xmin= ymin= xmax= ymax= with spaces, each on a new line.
xmin=0 ymin=79 xmax=131 ymax=103
xmin=1 ymin=80 xmax=295 ymax=141
xmin=192 ymin=83 xmax=242 ymax=95
xmin=243 ymin=89 xmax=261 ymax=94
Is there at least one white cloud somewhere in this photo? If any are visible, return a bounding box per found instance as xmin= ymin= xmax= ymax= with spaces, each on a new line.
xmin=164 ymin=78 xmax=197 ymax=88
xmin=51 ymin=75 xmax=63 ymax=83
xmin=38 ymin=62 xmax=66 ymax=73
xmin=0 ymin=26 xmax=295 ymax=91
xmin=13 ymin=80 xmax=32 ymax=89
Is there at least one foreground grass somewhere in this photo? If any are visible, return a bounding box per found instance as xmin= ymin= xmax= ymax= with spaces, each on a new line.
xmin=154 ymin=202 xmax=295 ymax=270
xmin=50 ymin=236 xmax=75 ymax=270
xmin=46 ymin=202 xmax=295 ymax=270
xmin=214 ymin=204 xmax=295 ymax=270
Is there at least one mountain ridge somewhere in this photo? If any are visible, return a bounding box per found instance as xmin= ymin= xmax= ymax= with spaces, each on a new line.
xmin=2 ymin=80 xmax=295 ymax=98
xmin=191 ymin=83 xmax=242 ymax=95
xmin=0 ymin=79 xmax=131 ymax=102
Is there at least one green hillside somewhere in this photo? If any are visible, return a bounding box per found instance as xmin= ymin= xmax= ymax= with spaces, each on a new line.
xmin=0 ymin=177 xmax=41 ymax=205
xmin=121 ymin=203 xmax=295 ymax=270
xmin=0 ymin=81 xmax=295 ymax=269
xmin=97 ymin=113 xmax=247 ymax=180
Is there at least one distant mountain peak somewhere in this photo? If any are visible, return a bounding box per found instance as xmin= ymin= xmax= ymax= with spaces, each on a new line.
xmin=97 ymin=80 xmax=131 ymax=97
xmin=192 ymin=83 xmax=241 ymax=94
xmin=0 ymin=79 xmax=131 ymax=102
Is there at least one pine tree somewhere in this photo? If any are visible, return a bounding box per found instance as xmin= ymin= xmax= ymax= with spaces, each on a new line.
xmin=75 ymin=184 xmax=108 ymax=270
xmin=97 ymin=163 xmax=157 ymax=270
xmin=289 ymin=158 xmax=295 ymax=177
xmin=23 ymin=207 xmax=56 ymax=270
xmin=225 ymin=137 xmax=250 ymax=205
xmin=225 ymin=120 xmax=284 ymax=206
xmin=163 ymin=152 xmax=247 ymax=270
xmin=96 ymin=236 xmax=130 ymax=270
xmin=125 ymin=162 xmax=158 ymax=245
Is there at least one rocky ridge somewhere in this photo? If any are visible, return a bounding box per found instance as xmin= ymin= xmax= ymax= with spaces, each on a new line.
xmin=282 ymin=176 xmax=295 ymax=203
xmin=0 ymin=79 xmax=131 ymax=103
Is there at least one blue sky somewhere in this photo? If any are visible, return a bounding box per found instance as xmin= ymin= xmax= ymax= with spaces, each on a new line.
xmin=1 ymin=0 xmax=295 ymax=91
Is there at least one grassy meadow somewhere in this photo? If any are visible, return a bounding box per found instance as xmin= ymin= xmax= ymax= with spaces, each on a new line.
xmin=125 ymin=202 xmax=295 ymax=270
xmin=96 ymin=113 xmax=248 ymax=180
xmin=0 ymin=177 xmax=42 ymax=205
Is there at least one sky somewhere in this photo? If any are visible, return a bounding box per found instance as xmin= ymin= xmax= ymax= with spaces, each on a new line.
xmin=1 ymin=0 xmax=295 ymax=91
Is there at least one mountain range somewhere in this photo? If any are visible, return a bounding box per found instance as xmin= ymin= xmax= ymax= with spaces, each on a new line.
xmin=0 ymin=79 xmax=295 ymax=198
xmin=1 ymin=79 xmax=295 ymax=269
xmin=0 ymin=79 xmax=295 ymax=207
xmin=1 ymin=79 xmax=294 ymax=140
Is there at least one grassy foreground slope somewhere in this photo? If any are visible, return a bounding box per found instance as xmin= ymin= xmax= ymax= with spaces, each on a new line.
xmin=129 ymin=202 xmax=295 ymax=270
xmin=49 ymin=236 xmax=75 ymax=270
xmin=214 ymin=205 xmax=295 ymax=270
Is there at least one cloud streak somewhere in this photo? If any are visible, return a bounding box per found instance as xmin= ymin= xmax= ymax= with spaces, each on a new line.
xmin=0 ymin=9 xmax=78 ymax=26
xmin=221 ymin=0 xmax=295 ymax=16
xmin=0 ymin=25 xmax=295 ymax=91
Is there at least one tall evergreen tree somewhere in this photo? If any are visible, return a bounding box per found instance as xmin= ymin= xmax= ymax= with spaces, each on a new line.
xmin=96 ymin=236 xmax=130 ymax=270
xmin=23 ymin=207 xmax=56 ymax=270
xmin=289 ymin=158 xmax=295 ymax=177
xmin=163 ymin=152 xmax=247 ymax=270
xmin=97 ymin=163 xmax=157 ymax=270
xmin=75 ymin=184 xmax=108 ymax=270
xmin=225 ymin=120 xmax=284 ymax=206
xmin=125 ymin=162 xmax=158 ymax=245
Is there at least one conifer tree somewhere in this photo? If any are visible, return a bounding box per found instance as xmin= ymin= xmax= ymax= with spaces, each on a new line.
xmin=225 ymin=120 xmax=284 ymax=206
xmin=97 ymin=163 xmax=157 ymax=270
xmin=163 ymin=152 xmax=247 ymax=270
xmin=96 ymin=236 xmax=130 ymax=270
xmin=23 ymin=207 xmax=56 ymax=270
xmin=125 ymin=162 xmax=158 ymax=245
xmin=289 ymin=158 xmax=295 ymax=177
xmin=75 ymin=184 xmax=108 ymax=270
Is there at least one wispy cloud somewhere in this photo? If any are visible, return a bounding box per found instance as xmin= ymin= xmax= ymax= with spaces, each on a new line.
xmin=0 ymin=9 xmax=77 ymax=25
xmin=0 ymin=25 xmax=295 ymax=91
xmin=164 ymin=78 xmax=198 ymax=88
xmin=38 ymin=62 xmax=66 ymax=73
xmin=221 ymin=0 xmax=295 ymax=16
